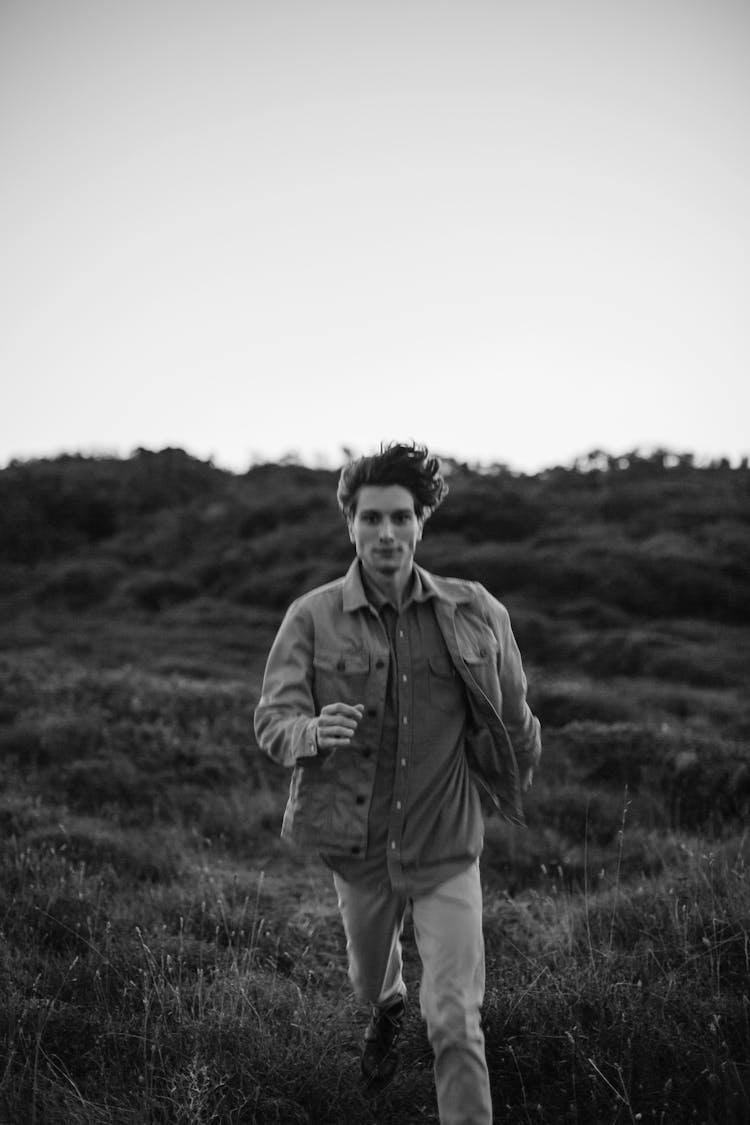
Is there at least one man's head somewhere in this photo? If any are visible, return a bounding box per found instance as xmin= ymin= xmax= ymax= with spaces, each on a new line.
xmin=337 ymin=443 xmax=448 ymax=591
xmin=337 ymin=442 xmax=448 ymax=522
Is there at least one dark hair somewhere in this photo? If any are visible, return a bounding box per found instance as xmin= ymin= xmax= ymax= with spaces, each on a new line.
xmin=337 ymin=442 xmax=448 ymax=520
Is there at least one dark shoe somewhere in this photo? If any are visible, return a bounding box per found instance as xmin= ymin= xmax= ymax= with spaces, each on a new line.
xmin=360 ymin=996 xmax=406 ymax=1091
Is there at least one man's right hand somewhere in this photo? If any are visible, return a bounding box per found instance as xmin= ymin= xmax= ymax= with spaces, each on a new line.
xmin=315 ymin=702 xmax=365 ymax=751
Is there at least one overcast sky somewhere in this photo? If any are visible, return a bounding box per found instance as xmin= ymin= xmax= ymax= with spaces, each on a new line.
xmin=2 ymin=0 xmax=749 ymax=473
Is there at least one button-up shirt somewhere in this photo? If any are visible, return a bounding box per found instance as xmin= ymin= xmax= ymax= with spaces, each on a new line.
xmin=322 ymin=566 xmax=483 ymax=894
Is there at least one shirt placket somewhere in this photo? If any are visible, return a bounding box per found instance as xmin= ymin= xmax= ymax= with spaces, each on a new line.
xmin=386 ymin=609 xmax=413 ymax=888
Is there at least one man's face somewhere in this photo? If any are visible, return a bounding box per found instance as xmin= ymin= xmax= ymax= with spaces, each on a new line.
xmin=348 ymin=484 xmax=423 ymax=587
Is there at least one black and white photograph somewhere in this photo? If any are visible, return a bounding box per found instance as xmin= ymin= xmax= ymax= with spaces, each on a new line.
xmin=1 ymin=2 xmax=748 ymax=1122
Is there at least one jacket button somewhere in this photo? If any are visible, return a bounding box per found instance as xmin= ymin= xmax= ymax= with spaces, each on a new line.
xmin=337 ymin=659 xmax=346 ymax=670
xmin=363 ymin=748 xmax=372 ymax=758
xmin=368 ymin=708 xmax=377 ymax=718
xmin=356 ymin=795 xmax=365 ymax=805
xmin=375 ymin=659 xmax=385 ymax=669
xmin=350 ymin=845 xmax=360 ymax=854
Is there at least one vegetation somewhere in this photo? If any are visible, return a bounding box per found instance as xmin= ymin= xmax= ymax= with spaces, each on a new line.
xmin=0 ymin=447 xmax=748 ymax=1123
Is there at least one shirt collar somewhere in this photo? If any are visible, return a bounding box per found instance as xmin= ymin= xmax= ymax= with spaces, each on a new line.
xmin=342 ymin=559 xmax=434 ymax=613
xmin=341 ymin=559 xmax=473 ymax=612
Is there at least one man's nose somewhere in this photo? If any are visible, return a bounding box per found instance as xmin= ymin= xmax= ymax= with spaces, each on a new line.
xmin=379 ymin=520 xmax=395 ymax=541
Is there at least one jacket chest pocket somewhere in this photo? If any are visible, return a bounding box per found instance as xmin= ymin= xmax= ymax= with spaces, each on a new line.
xmin=458 ymin=637 xmax=500 ymax=704
xmin=459 ymin=642 xmax=497 ymax=667
xmin=313 ymin=650 xmax=371 ymax=709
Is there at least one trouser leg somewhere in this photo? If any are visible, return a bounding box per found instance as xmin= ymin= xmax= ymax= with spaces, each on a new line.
xmin=411 ymin=861 xmax=492 ymax=1125
xmin=332 ymin=873 xmax=408 ymax=1007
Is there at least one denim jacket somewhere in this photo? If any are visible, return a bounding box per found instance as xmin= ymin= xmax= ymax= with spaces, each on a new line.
xmin=253 ymin=560 xmax=542 ymax=855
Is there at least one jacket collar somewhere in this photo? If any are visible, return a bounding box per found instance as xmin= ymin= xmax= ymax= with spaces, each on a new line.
xmin=341 ymin=560 xmax=373 ymax=612
xmin=415 ymin=564 xmax=474 ymax=606
xmin=341 ymin=559 xmax=473 ymax=612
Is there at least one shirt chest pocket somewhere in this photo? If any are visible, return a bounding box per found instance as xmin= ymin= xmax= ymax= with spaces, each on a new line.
xmin=428 ymin=652 xmax=464 ymax=713
xmin=313 ymin=650 xmax=371 ymax=709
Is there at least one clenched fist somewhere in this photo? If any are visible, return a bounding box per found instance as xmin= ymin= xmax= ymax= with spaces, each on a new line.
xmin=315 ymin=702 xmax=365 ymax=751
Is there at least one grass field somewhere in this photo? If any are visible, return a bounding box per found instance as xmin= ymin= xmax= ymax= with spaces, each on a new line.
xmin=0 ymin=600 xmax=748 ymax=1125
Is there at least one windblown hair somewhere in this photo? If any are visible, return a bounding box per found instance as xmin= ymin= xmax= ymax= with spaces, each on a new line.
xmin=337 ymin=442 xmax=448 ymax=521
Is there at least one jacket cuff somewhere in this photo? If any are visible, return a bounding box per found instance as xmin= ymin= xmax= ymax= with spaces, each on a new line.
xmin=296 ymin=719 xmax=319 ymax=760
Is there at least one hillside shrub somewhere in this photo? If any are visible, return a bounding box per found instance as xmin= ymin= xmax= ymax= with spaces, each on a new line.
xmin=543 ymin=722 xmax=750 ymax=834
xmin=572 ymin=626 xmax=742 ymax=684
xmin=60 ymin=753 xmax=142 ymax=812
xmin=529 ymin=679 xmax=640 ymax=727
xmin=428 ymin=481 xmax=545 ymax=541
xmin=529 ymin=783 xmax=633 ymax=845
xmin=124 ymin=447 xmax=226 ymax=513
xmin=24 ymin=821 xmax=181 ymax=884
xmin=237 ymin=491 xmax=336 ymax=537
xmin=122 ymin=570 xmax=200 ymax=611
xmin=36 ymin=558 xmax=125 ymax=610
xmin=0 ymin=713 xmax=100 ymax=767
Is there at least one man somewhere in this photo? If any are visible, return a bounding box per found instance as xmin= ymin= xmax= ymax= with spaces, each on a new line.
xmin=254 ymin=442 xmax=541 ymax=1125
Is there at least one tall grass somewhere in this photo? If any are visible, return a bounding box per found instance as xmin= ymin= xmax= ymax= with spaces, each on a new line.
xmin=481 ymin=835 xmax=750 ymax=1123
xmin=1 ymin=813 xmax=747 ymax=1122
xmin=0 ymin=647 xmax=748 ymax=1122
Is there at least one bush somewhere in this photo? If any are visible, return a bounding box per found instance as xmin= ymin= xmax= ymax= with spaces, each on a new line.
xmin=24 ymin=822 xmax=181 ymax=883
xmin=429 ymin=480 xmax=545 ymax=541
xmin=541 ymin=722 xmax=750 ymax=834
xmin=36 ymin=558 xmax=125 ymax=610
xmin=60 ymin=753 xmax=142 ymax=812
xmin=122 ymin=570 xmax=199 ymax=611
xmin=528 ymin=783 xmax=631 ymax=845
xmin=0 ymin=714 xmax=100 ymax=767
xmin=529 ymin=680 xmax=640 ymax=727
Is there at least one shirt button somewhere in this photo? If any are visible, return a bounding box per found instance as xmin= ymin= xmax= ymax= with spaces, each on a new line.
xmin=390 ymin=841 xmax=396 ymax=850
xmin=396 ymin=800 xmax=402 ymax=810
xmin=402 ymin=674 xmax=408 ymax=683
xmin=402 ymin=715 xmax=408 ymax=725
xmin=401 ymin=758 xmax=406 ymax=767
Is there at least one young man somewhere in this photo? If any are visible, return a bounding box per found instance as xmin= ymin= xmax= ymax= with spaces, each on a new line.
xmin=254 ymin=442 xmax=541 ymax=1125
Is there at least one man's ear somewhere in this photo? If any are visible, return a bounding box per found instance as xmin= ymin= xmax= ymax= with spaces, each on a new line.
xmin=347 ymin=514 xmax=356 ymax=544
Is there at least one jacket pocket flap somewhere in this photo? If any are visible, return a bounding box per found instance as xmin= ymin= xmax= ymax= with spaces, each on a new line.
xmin=458 ymin=638 xmax=498 ymax=664
xmin=313 ymin=650 xmax=371 ymax=674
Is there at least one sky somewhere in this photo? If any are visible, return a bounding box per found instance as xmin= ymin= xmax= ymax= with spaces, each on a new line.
xmin=2 ymin=0 xmax=749 ymax=475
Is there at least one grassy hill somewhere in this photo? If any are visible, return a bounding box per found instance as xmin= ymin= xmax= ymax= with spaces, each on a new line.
xmin=0 ymin=448 xmax=748 ymax=1123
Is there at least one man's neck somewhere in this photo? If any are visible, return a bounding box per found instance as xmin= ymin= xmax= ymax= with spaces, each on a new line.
xmin=360 ymin=562 xmax=414 ymax=610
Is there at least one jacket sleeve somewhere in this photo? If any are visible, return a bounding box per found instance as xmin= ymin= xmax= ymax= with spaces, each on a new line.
xmin=253 ymin=600 xmax=320 ymax=768
xmin=484 ymin=591 xmax=542 ymax=775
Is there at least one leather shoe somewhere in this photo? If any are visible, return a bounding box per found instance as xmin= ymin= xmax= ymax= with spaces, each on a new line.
xmin=360 ymin=996 xmax=406 ymax=1090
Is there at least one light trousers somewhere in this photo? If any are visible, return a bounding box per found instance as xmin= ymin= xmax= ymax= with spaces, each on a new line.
xmin=333 ymin=860 xmax=493 ymax=1125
